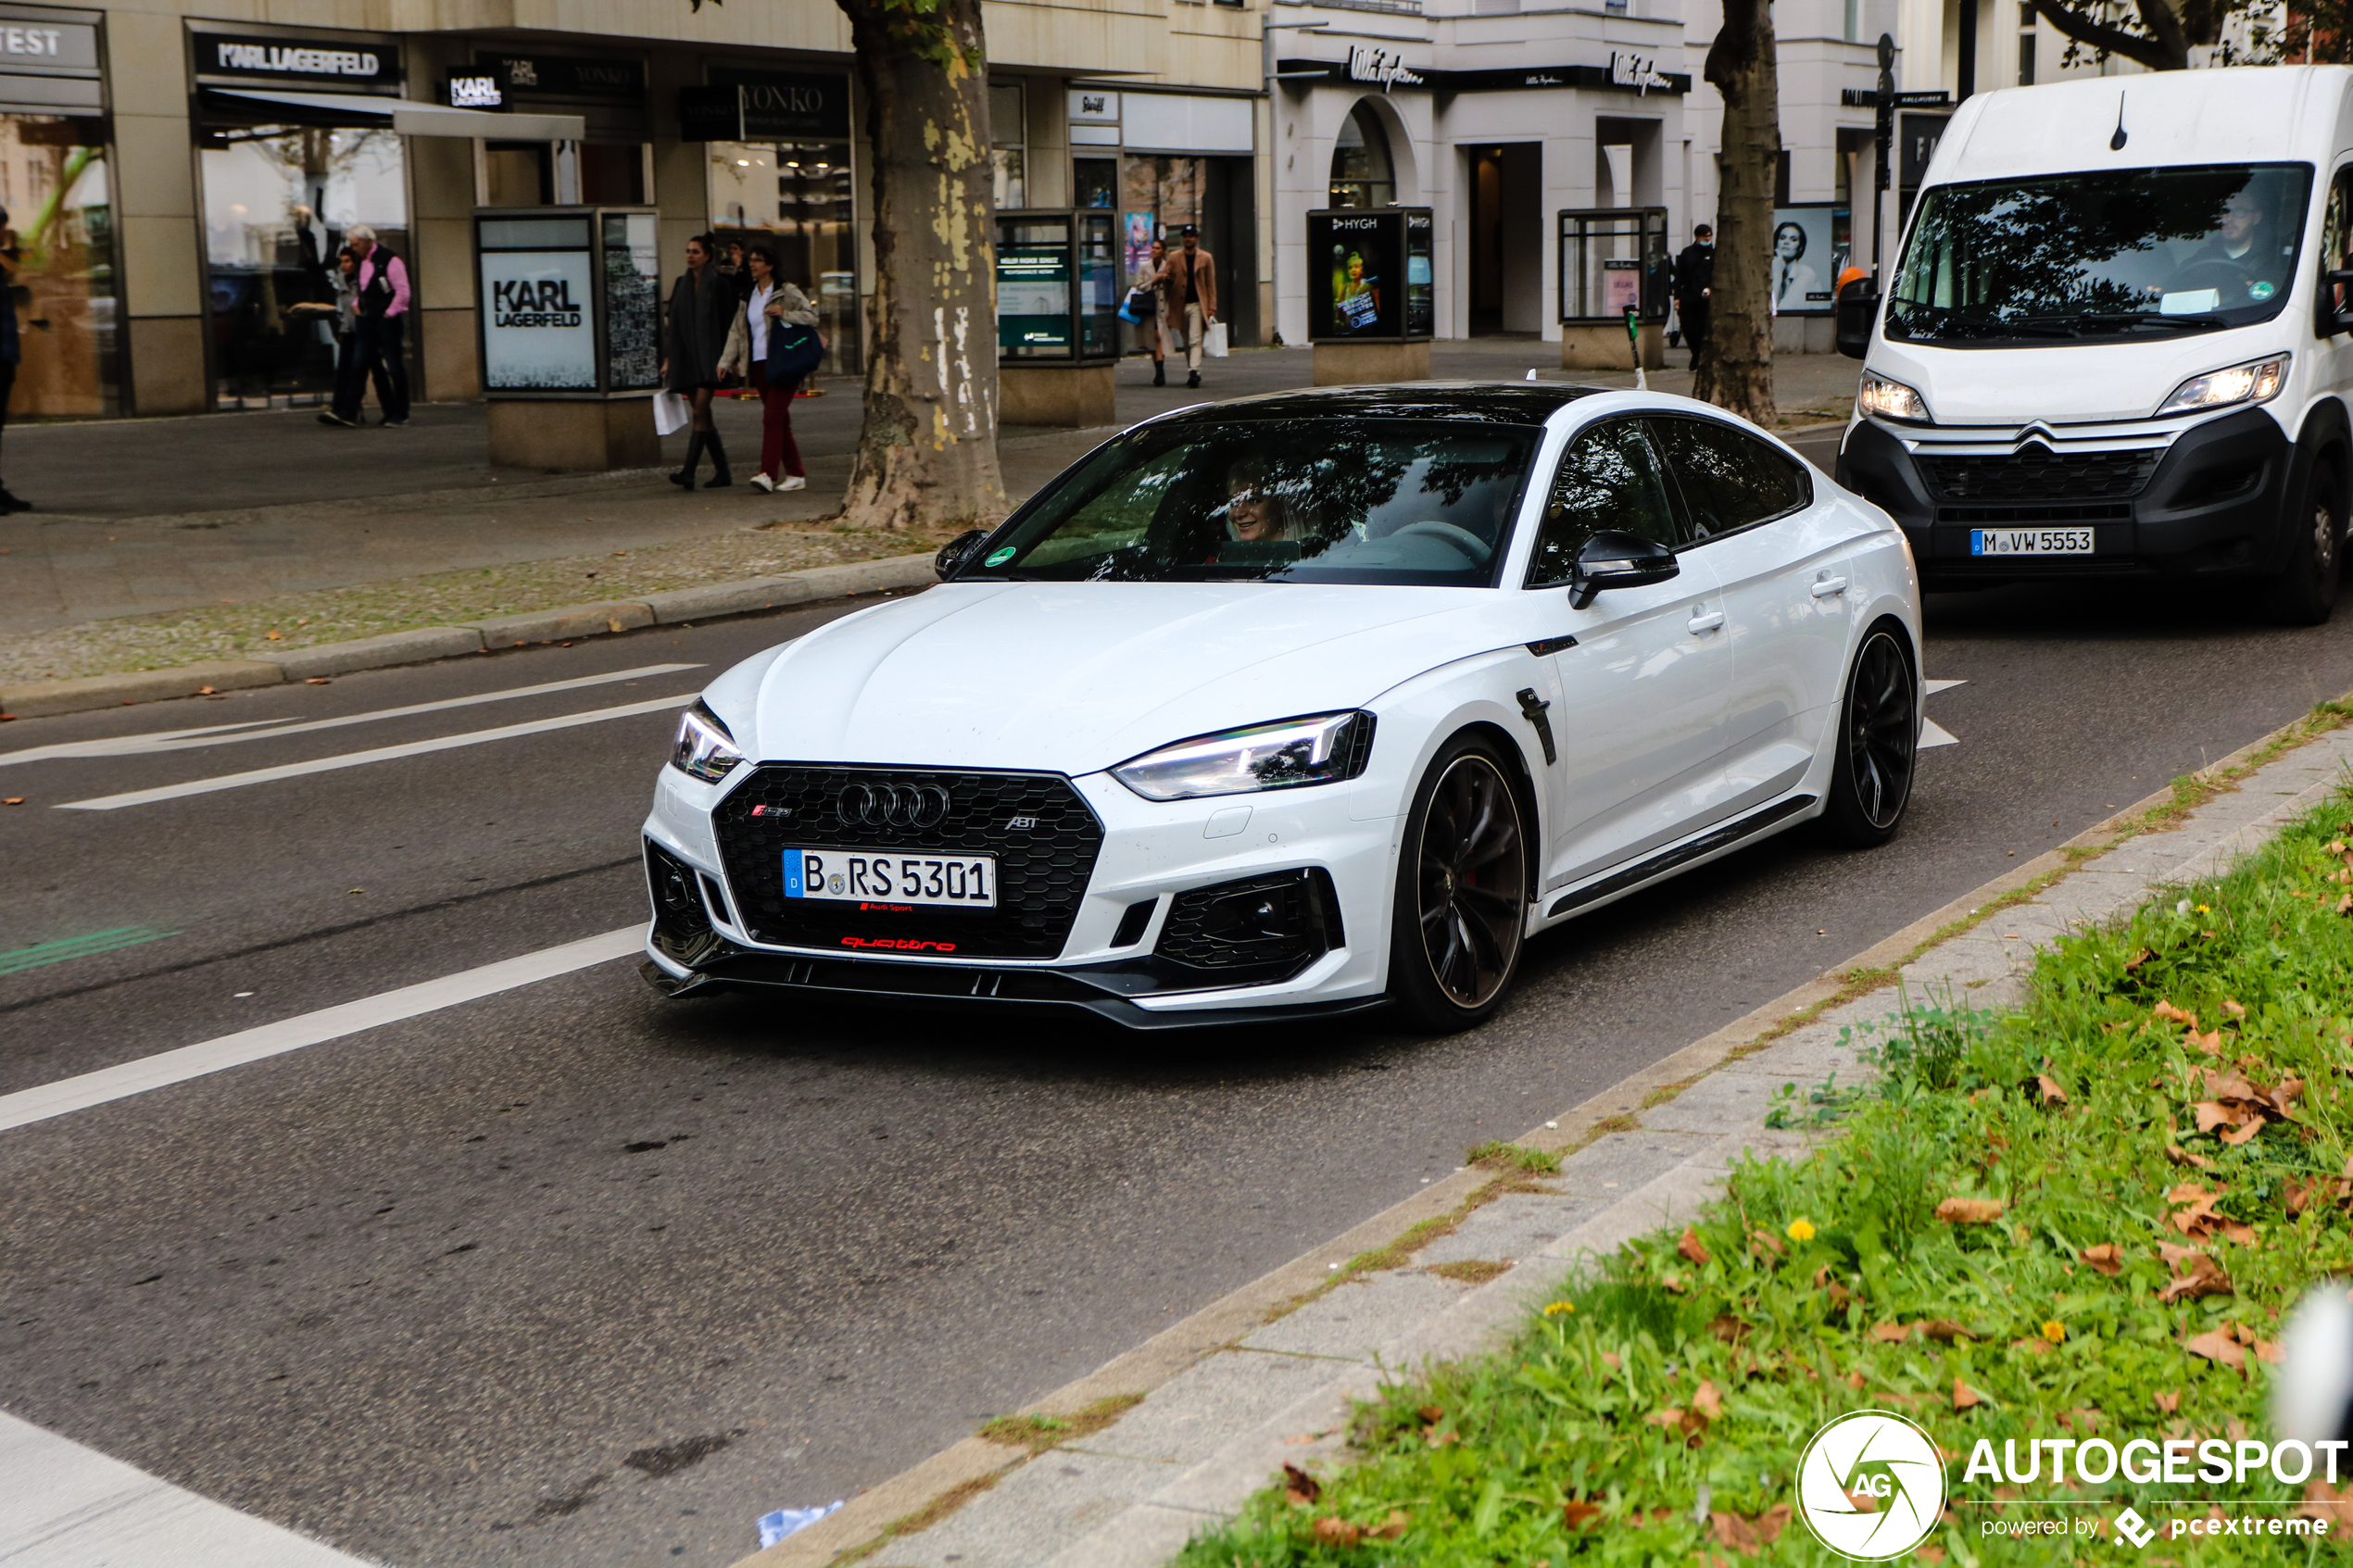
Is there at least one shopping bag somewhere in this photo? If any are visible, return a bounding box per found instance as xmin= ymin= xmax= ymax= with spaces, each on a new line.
xmin=652 ymin=389 xmax=690 ymax=435
xmin=1117 ymin=287 xmax=1152 ymax=325
xmin=767 ymin=323 xmax=825 ymax=388
xmin=1203 ymin=321 xmax=1229 ymax=358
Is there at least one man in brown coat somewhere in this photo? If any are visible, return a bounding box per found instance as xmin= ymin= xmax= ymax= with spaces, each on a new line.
xmin=1161 ymin=224 xmax=1218 ymax=388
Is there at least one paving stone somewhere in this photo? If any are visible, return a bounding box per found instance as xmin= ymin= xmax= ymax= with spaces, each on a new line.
xmin=1240 ymin=1269 xmax=1466 ymax=1361
xmin=1552 ymin=1129 xmax=1709 ymax=1197
xmin=1419 ymin=1188 xmax=1619 ymax=1265
xmin=1067 ymin=1349 xmax=1336 ymax=1467
xmin=873 ymin=1448 xmax=1175 ymax=1568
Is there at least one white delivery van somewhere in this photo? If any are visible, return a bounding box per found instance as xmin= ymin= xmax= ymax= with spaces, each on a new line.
xmin=1835 ymin=65 xmax=2353 ymax=621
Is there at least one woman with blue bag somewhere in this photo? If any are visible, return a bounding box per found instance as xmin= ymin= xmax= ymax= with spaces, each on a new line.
xmin=722 ymin=243 xmax=822 ymax=494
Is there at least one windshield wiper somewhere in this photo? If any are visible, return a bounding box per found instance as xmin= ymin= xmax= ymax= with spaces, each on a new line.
xmin=1886 ymin=300 xmax=2073 ymax=340
xmin=2059 ymin=311 xmax=2227 ymax=333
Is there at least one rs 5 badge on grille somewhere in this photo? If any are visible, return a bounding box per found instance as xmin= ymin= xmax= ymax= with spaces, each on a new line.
xmin=783 ymin=848 xmax=999 ymax=908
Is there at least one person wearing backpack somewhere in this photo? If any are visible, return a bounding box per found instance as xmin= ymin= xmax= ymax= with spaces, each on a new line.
xmin=723 ymin=243 xmax=820 ymax=494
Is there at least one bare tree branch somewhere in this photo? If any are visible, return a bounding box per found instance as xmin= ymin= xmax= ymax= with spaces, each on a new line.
xmin=2026 ymin=0 xmax=2186 ymax=69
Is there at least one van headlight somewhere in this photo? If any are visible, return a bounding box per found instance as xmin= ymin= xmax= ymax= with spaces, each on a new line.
xmin=2156 ymin=353 xmax=2288 ymax=418
xmin=1858 ymin=370 xmax=1931 ymax=425
xmin=1111 ymin=711 xmax=1376 ymax=801
xmin=671 ymin=700 xmax=743 ymax=784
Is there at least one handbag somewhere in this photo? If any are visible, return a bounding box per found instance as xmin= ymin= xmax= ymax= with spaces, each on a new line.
xmin=1117 ymin=286 xmax=1153 ymax=325
xmin=652 ymin=389 xmax=690 ymax=435
xmin=766 ymin=321 xmax=824 ymax=388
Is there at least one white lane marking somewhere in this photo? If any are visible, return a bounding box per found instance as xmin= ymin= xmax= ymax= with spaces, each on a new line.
xmin=55 ymin=695 xmax=698 ymax=810
xmin=0 ymin=1410 xmax=375 ymax=1565
xmin=1919 ymin=718 xmax=1960 ymax=750
xmin=1924 ymin=678 xmax=1967 ymax=696
xmin=0 ymin=926 xmax=642 ymax=1134
xmin=0 ymin=663 xmax=704 ymax=767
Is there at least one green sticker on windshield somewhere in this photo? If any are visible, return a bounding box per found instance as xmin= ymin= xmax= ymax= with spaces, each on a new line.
xmin=984 ymin=546 xmax=1017 ymax=566
xmin=2249 ymin=280 xmax=2276 ymax=301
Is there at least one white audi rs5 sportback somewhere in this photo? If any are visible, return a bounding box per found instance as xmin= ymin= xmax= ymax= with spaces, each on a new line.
xmin=641 ymin=383 xmax=1923 ymax=1031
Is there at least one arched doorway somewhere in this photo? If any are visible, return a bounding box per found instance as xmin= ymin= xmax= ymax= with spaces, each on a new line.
xmin=1328 ymin=101 xmax=1396 ymax=208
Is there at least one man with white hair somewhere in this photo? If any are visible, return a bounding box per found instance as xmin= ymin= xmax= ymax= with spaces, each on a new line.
xmin=319 ymin=221 xmax=409 ymax=428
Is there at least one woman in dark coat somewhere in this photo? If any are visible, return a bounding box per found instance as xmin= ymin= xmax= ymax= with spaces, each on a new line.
xmin=662 ymin=232 xmax=736 ymax=489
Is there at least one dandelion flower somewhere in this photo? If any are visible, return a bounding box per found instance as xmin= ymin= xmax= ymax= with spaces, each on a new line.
xmin=2195 ymin=904 xmax=2212 ymax=914
xmin=2042 ymin=1320 xmax=2066 ymax=1344
xmin=1543 ymin=1301 xmax=1576 ymax=1317
xmin=1787 ymin=1219 xmax=1818 ymax=1243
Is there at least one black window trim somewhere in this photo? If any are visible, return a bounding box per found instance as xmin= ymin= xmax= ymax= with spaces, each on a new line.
xmin=1519 ymin=414 xmax=1684 ymax=590
xmin=1645 ymin=412 xmax=1814 ymax=552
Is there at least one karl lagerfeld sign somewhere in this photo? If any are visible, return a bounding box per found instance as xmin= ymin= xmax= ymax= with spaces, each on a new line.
xmin=192 ymin=31 xmax=397 ymax=84
xmin=479 ymin=251 xmax=597 ymax=390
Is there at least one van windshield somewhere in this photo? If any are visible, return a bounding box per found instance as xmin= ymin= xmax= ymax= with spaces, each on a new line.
xmin=1887 ymin=163 xmax=2312 ymax=345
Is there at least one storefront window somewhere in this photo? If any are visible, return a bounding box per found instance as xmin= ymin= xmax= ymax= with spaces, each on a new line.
xmin=707 ymin=138 xmax=861 ymax=375
xmin=990 ymin=82 xmax=1026 ymax=209
xmin=199 ymin=125 xmax=409 ymax=409
xmin=1329 ymin=103 xmax=1397 ymax=209
xmin=0 ymin=115 xmax=116 ymax=417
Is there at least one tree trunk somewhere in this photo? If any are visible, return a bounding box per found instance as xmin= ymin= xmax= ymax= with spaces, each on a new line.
xmin=834 ymin=0 xmax=1006 ymax=531
xmin=1697 ymin=0 xmax=1779 ymax=426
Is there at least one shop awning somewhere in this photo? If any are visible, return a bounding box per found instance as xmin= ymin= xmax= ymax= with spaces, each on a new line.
xmin=203 ymin=86 xmax=585 ymax=140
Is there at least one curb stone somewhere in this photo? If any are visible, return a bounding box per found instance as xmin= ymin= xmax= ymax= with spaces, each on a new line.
xmin=0 ymin=553 xmax=939 ymax=721
xmin=735 ymin=694 xmax=2353 ymax=1568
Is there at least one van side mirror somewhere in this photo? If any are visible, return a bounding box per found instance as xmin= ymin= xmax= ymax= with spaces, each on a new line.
xmin=1568 ymin=531 xmax=1680 ymax=609
xmin=935 ymin=528 xmax=989 ymax=579
xmin=1835 ymin=277 xmax=1878 ymax=360
xmin=2326 ymin=270 xmax=2353 ymax=335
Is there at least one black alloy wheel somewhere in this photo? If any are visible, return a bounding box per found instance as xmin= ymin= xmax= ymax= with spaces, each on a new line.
xmin=1389 ymin=741 xmax=1529 ymax=1031
xmin=2265 ymin=461 xmax=2342 ymax=627
xmin=1819 ymin=627 xmax=1918 ymax=848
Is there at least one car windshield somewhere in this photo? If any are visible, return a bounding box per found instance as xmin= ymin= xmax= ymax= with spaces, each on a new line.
xmin=960 ymin=418 xmax=1539 ymax=586
xmin=1886 ymin=163 xmax=2312 ymax=345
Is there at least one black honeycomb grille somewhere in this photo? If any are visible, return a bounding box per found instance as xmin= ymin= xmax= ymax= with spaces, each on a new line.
xmin=711 ymin=766 xmax=1104 ymax=960
xmin=1919 ymin=445 xmax=2160 ymax=502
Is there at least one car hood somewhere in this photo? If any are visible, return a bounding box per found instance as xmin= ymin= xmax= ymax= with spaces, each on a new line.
xmin=1869 ymin=326 xmax=2284 ymax=425
xmin=711 ymin=581 xmax=1541 ymax=775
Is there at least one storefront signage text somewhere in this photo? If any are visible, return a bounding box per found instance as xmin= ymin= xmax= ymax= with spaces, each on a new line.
xmin=480 ymin=54 xmax=646 ymax=99
xmin=447 ymin=73 xmax=501 ymax=108
xmin=1346 ymin=46 xmax=1423 ymax=92
xmin=1608 ymin=50 xmax=1672 ymax=94
xmin=193 ymin=32 xmax=397 ymax=84
xmin=492 ymin=276 xmax=584 ymax=329
xmin=679 ymin=72 xmax=850 ymax=141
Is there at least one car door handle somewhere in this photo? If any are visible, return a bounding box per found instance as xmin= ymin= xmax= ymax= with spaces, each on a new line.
xmin=1810 ymin=575 xmax=1849 ymax=598
xmin=1687 ymin=608 xmax=1725 ymax=634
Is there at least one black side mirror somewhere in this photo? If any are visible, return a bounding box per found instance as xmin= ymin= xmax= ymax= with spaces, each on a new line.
xmin=1568 ymin=530 xmax=1680 ymax=609
xmin=1834 ymin=277 xmax=1877 ymax=360
xmin=2326 ymin=270 xmax=2353 ymax=335
xmin=935 ymin=528 xmax=989 ymax=580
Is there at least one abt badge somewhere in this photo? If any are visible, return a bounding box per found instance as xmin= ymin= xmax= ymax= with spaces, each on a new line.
xmin=1005 ymin=815 xmax=1038 ymax=831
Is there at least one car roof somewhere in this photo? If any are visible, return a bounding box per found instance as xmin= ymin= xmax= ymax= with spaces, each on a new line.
xmin=1152 ymin=381 xmax=1609 ymax=428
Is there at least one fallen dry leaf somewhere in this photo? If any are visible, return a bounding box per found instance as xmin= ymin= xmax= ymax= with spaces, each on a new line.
xmin=1952 ymin=1376 xmax=1982 ymax=1411
xmin=1918 ymin=1546 xmax=1948 ymax=1563
xmin=2222 ymin=998 xmax=2246 ymax=1017
xmin=2184 ymin=1329 xmax=2246 ymax=1372
xmin=1693 ymin=1380 xmax=1723 ymax=1421
xmin=2156 ymin=1389 xmax=2181 ymax=1414
xmin=2154 ymin=1000 xmax=2199 ymax=1028
xmin=2124 ymin=947 xmax=2153 ymax=971
xmin=1563 ymin=1499 xmax=1605 ymax=1532
xmin=195 ymin=684 xmax=216 ymax=696
xmin=2167 ymin=1184 xmax=2227 ymax=1239
xmin=2157 ymin=1253 xmax=2233 ymax=1305
xmin=2058 ymin=1407 xmax=2104 ymax=1434
xmin=2034 ymin=1073 xmax=2070 ymax=1106
xmin=304 ymin=676 xmax=331 ymax=686
xmin=1679 ymin=1224 xmax=1712 ymax=1266
xmin=1311 ymin=1516 xmax=1361 ymax=1547
xmin=1282 ymin=1462 xmax=1320 ymax=1504
xmin=1748 ymin=1226 xmax=1786 ymax=1261
xmin=2082 ymin=1243 xmax=2123 ymax=1275
xmin=1935 ymin=1197 xmax=2006 ymax=1224
xmin=2297 ymin=1479 xmax=2353 ymax=1530
xmin=2166 ymin=1143 xmax=2219 ymax=1172
xmin=0 ymin=797 xmax=21 ymax=806
xmin=2188 ymin=1028 xmax=2225 ymax=1056
xmin=1416 ymin=1405 xmax=1443 ymax=1424
xmin=1365 ymin=1509 xmax=1409 ymax=1540
xmin=1870 ymin=1321 xmax=1911 ymax=1342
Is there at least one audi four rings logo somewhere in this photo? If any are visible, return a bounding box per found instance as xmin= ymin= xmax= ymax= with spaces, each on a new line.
xmin=836 ymin=783 xmax=952 ymax=828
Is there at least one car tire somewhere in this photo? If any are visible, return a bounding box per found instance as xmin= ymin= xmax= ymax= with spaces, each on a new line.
xmin=1818 ymin=625 xmax=1918 ymax=849
xmin=2264 ymin=460 xmax=2342 ymax=627
xmin=1388 ymin=737 xmax=1530 ymax=1033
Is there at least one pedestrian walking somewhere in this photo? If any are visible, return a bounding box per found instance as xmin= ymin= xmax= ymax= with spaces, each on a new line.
xmin=0 ymin=209 xmax=25 ymax=512
xmin=661 ymin=232 xmax=736 ymax=490
xmin=289 ymin=245 xmax=361 ymax=422
xmin=1161 ymin=225 xmax=1218 ymax=390
xmin=319 ymin=223 xmax=409 ymax=428
xmin=1673 ymin=223 xmax=1715 ymax=371
xmin=1132 ymin=236 xmax=1171 ymax=386
xmin=720 ymin=242 xmax=815 ymax=494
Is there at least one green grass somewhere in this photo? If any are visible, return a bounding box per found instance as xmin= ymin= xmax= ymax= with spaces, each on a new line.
xmin=1174 ymin=789 xmax=2353 ymax=1566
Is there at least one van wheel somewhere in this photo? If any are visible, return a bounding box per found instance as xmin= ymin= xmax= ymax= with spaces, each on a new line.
xmin=2266 ymin=460 xmax=2342 ymax=627
xmin=1818 ymin=627 xmax=1917 ymax=849
xmin=1388 ymin=739 xmax=1529 ymax=1033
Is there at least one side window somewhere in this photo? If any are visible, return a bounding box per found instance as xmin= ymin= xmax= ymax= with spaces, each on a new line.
xmin=1650 ymin=417 xmax=1811 ymax=537
xmin=2322 ymin=166 xmax=2353 ymax=334
xmin=1526 ymin=420 xmax=1681 ymax=587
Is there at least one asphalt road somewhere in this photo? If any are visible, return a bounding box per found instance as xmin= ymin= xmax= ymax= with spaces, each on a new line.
xmin=6 ymin=445 xmax=2351 ymax=1565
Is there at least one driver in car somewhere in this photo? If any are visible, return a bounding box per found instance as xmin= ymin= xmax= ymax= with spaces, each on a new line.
xmin=1226 ymin=457 xmax=1291 ymax=542
xmin=2169 ymin=190 xmax=2273 ymax=301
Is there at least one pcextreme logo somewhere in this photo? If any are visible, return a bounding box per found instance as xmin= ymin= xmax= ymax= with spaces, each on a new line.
xmin=1795 ymin=1411 xmax=1948 ymax=1560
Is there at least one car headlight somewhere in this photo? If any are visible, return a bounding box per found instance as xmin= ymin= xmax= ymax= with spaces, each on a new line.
xmin=671 ymin=700 xmax=743 ymax=784
xmin=1858 ymin=370 xmax=1931 ymax=425
xmin=1111 ymin=711 xmax=1376 ymax=801
xmin=2156 ymin=353 xmax=2288 ymax=418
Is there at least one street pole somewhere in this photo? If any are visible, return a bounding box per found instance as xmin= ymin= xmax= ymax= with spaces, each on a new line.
xmin=1874 ymin=31 xmax=1894 ymax=289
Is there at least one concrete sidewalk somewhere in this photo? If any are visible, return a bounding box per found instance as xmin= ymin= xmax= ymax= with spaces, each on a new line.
xmin=0 ymin=345 xmax=1857 ymax=674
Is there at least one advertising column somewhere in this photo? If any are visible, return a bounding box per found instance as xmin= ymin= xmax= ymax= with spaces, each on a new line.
xmin=1305 ymin=207 xmax=1432 ymax=385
